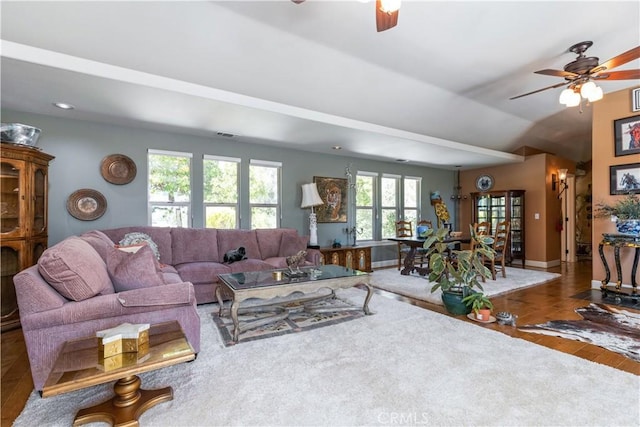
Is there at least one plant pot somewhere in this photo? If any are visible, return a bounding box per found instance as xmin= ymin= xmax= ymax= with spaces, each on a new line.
xmin=616 ymin=219 xmax=640 ymax=236
xmin=441 ymin=289 xmax=473 ymax=315
xmin=475 ymin=308 xmax=491 ymax=321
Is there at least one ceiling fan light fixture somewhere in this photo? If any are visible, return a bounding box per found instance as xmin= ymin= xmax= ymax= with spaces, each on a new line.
xmin=558 ymin=88 xmax=575 ymax=105
xmin=379 ymin=0 xmax=401 ymax=13
xmin=587 ymin=86 xmax=603 ymax=102
xmin=580 ymin=81 xmax=597 ymax=99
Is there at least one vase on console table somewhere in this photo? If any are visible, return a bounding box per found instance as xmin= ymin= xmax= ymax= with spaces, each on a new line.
xmin=616 ymin=219 xmax=640 ymax=237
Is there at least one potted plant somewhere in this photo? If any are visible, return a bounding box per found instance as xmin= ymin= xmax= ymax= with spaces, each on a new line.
xmin=461 ymin=292 xmax=494 ymax=321
xmin=422 ymin=225 xmax=496 ymax=315
xmin=594 ymin=193 xmax=640 ymax=236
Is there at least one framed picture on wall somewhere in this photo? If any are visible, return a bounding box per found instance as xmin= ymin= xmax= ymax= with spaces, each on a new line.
xmin=614 ymin=115 xmax=640 ymax=157
xmin=609 ymin=163 xmax=640 ymax=195
xmin=313 ymin=176 xmax=348 ymax=223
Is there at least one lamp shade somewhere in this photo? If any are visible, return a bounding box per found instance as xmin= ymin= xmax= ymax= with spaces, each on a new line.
xmin=301 ymin=183 xmax=323 ymax=208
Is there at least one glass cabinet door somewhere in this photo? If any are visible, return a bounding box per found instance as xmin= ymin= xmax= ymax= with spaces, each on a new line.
xmin=0 ymin=160 xmax=26 ymax=238
xmin=1 ymin=241 xmax=24 ymax=318
xmin=31 ymin=164 xmax=48 ymax=236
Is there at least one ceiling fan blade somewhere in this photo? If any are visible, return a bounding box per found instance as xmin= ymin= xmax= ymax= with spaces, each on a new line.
xmin=534 ymin=69 xmax=578 ymax=79
xmin=509 ymin=81 xmax=569 ymax=100
xmin=593 ymin=69 xmax=640 ymax=80
xmin=598 ymin=46 xmax=640 ymax=71
xmin=376 ymin=0 xmax=399 ymax=32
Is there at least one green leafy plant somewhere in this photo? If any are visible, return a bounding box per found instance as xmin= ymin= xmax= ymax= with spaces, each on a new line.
xmin=594 ymin=193 xmax=640 ymax=220
xmin=422 ymin=225 xmax=495 ymax=294
xmin=461 ymin=292 xmax=493 ymax=314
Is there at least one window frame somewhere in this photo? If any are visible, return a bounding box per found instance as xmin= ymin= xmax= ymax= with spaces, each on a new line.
xmin=249 ymin=159 xmax=282 ymax=229
xmin=147 ymin=149 xmax=193 ymax=227
xmin=203 ymin=154 xmax=241 ymax=229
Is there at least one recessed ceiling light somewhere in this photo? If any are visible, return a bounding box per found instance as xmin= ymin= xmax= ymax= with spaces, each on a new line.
xmin=332 ymin=146 xmax=342 ymax=150
xmin=396 ymin=159 xmax=409 ymax=163
xmin=53 ymin=102 xmax=75 ymax=110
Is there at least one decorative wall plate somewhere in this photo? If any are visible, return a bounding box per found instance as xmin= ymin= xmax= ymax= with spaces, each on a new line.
xmin=67 ymin=189 xmax=107 ymax=221
xmin=100 ymin=154 xmax=137 ymax=185
xmin=475 ymin=174 xmax=494 ymax=192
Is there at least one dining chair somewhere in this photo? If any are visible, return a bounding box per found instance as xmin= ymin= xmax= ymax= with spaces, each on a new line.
xmin=471 ymin=221 xmax=492 ymax=282
xmin=487 ymin=220 xmax=511 ymax=280
xmin=396 ymin=220 xmax=413 ymax=270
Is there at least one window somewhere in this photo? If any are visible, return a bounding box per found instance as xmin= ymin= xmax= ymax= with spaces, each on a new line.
xmin=204 ymin=155 xmax=240 ymax=228
xmin=356 ymin=172 xmax=377 ymax=240
xmin=148 ymin=149 xmax=192 ymax=227
xmin=381 ymin=174 xmax=399 ymax=238
xmin=403 ymin=176 xmax=421 ymax=225
xmin=249 ymin=160 xmax=281 ymax=229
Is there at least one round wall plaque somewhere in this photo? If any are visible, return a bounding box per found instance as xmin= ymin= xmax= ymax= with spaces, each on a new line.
xmin=475 ymin=174 xmax=494 ymax=192
xmin=100 ymin=154 xmax=137 ymax=185
xmin=67 ymin=189 xmax=107 ymax=221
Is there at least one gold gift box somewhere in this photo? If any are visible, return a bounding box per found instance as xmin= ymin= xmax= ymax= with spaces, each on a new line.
xmin=96 ymin=323 xmax=150 ymax=358
xmin=99 ymin=343 xmax=150 ymax=372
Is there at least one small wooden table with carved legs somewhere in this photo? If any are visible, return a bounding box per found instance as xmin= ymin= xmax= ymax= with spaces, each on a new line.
xmin=42 ymin=321 xmax=195 ymax=426
xmin=598 ymin=233 xmax=640 ymax=303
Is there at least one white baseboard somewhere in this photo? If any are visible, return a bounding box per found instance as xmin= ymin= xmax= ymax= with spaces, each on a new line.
xmin=525 ymin=259 xmax=561 ymax=268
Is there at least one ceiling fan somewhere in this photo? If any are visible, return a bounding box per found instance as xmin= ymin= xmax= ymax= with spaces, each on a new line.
xmin=292 ymin=0 xmax=401 ymax=32
xmin=510 ymin=41 xmax=640 ymax=102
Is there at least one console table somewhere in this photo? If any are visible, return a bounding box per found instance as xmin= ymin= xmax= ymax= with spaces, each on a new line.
xmin=598 ymin=233 xmax=640 ymax=302
xmin=319 ymin=246 xmax=372 ymax=272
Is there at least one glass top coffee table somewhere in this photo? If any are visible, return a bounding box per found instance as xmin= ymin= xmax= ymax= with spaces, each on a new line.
xmin=216 ymin=265 xmax=373 ymax=342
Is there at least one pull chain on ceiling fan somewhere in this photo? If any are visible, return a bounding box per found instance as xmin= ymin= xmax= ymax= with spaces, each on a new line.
xmin=291 ymin=0 xmax=401 ymax=32
xmin=510 ymin=41 xmax=640 ymax=107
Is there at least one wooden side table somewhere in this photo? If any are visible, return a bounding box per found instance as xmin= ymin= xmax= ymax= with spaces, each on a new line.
xmin=598 ymin=233 xmax=640 ymax=303
xmin=319 ymin=245 xmax=372 ymax=272
xmin=42 ymin=321 xmax=195 ymax=426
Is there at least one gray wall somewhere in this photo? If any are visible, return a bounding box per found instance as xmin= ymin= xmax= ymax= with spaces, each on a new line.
xmin=2 ymin=109 xmax=455 ymax=263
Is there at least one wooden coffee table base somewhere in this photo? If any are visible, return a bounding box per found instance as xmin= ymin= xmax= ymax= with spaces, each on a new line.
xmin=73 ymin=375 xmax=173 ymax=427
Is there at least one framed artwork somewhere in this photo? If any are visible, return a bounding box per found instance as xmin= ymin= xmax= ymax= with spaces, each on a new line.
xmin=614 ymin=115 xmax=640 ymax=157
xmin=313 ymin=176 xmax=348 ymax=223
xmin=609 ymin=163 xmax=640 ymax=195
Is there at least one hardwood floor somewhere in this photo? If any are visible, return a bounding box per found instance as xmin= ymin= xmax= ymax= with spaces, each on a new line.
xmin=1 ymin=260 xmax=638 ymax=425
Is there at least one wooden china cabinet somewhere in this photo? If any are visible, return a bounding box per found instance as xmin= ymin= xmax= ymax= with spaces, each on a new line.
xmin=470 ymin=190 xmax=525 ymax=267
xmin=1 ymin=142 xmax=54 ymax=331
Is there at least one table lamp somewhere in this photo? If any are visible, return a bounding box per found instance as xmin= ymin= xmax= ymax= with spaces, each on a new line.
xmin=301 ymin=183 xmax=324 ymax=247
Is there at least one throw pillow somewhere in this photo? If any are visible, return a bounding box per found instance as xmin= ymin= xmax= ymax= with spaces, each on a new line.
xmin=38 ymin=237 xmax=112 ymax=301
xmin=119 ymin=232 xmax=160 ymax=260
xmin=278 ymin=234 xmax=309 ymax=257
xmin=106 ymin=244 xmax=165 ymax=292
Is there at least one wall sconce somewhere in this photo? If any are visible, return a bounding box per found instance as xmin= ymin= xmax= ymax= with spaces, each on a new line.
xmin=552 ymin=168 xmax=569 ymax=198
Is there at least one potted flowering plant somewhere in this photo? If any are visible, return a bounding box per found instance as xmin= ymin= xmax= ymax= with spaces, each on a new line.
xmin=461 ymin=292 xmax=494 ymax=321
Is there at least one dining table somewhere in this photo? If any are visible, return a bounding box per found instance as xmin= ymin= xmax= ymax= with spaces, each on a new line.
xmin=388 ymin=236 xmax=471 ymax=276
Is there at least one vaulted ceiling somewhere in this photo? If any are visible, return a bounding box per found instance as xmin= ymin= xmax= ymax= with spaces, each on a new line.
xmin=1 ymin=1 xmax=639 ymax=169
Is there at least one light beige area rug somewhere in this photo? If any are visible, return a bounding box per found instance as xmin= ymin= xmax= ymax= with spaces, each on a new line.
xmin=369 ymin=267 xmax=561 ymax=305
xmin=14 ymin=288 xmax=638 ymax=426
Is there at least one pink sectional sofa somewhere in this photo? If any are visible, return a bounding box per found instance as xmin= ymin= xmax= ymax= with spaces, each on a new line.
xmin=99 ymin=226 xmax=321 ymax=304
xmin=14 ymin=226 xmax=318 ymax=391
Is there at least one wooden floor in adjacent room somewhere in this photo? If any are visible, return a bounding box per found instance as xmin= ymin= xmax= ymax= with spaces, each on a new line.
xmin=1 ymin=260 xmax=638 ymax=426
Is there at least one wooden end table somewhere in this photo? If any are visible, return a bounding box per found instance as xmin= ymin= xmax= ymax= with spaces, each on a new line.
xmin=42 ymin=321 xmax=195 ymax=426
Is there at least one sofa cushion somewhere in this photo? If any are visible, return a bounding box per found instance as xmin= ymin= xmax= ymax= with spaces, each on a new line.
xmin=279 ymin=234 xmax=309 ymax=257
xmin=171 ymin=228 xmax=219 ymax=264
xmin=175 ymin=262 xmax=231 ymax=285
xmin=119 ymin=232 xmax=161 ymax=260
xmin=79 ymin=230 xmax=115 ymax=261
xmin=217 ymin=229 xmax=262 ymax=262
xmin=100 ymin=227 xmax=173 ymax=264
xmin=106 ymin=245 xmax=165 ymax=292
xmin=37 ymin=237 xmax=112 ymax=301
xmin=256 ymin=228 xmax=295 ymax=259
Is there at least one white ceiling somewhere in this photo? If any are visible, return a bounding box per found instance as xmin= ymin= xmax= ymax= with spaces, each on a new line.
xmin=1 ymin=1 xmax=639 ymax=169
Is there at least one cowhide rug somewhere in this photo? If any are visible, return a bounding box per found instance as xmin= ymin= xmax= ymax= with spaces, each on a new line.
xmin=519 ymin=303 xmax=640 ymax=362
